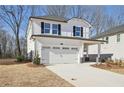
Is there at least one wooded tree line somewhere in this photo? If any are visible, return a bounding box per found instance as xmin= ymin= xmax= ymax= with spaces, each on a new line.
xmin=0 ymin=27 xmax=26 ymax=58
xmin=0 ymin=5 xmax=124 ymax=58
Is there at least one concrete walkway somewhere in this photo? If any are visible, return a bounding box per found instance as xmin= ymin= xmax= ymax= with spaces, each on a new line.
xmin=46 ymin=63 xmax=124 ymax=87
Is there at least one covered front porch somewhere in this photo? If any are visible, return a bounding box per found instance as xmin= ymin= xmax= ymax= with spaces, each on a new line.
xmin=83 ymin=42 xmax=102 ymax=63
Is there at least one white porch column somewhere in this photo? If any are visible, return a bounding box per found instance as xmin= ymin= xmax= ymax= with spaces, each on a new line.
xmin=96 ymin=43 xmax=101 ymax=64
xmin=78 ymin=44 xmax=84 ymax=64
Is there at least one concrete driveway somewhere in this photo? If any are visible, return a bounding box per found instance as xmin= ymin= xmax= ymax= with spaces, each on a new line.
xmin=46 ymin=62 xmax=124 ymax=87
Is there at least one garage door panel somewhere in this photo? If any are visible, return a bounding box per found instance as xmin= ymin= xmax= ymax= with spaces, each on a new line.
xmin=41 ymin=49 xmax=49 ymax=64
xmin=41 ymin=46 xmax=79 ymax=64
xmin=50 ymin=51 xmax=78 ymax=64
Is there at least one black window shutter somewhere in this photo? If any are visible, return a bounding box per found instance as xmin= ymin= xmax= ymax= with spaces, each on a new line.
xmin=81 ymin=27 xmax=83 ymax=37
xmin=58 ymin=24 xmax=61 ymax=35
xmin=41 ymin=22 xmax=44 ymax=33
xmin=73 ymin=26 xmax=75 ymax=36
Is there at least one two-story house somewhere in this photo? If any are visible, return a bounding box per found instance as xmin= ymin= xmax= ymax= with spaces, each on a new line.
xmin=27 ymin=16 xmax=105 ymax=64
xmin=89 ymin=24 xmax=124 ymax=61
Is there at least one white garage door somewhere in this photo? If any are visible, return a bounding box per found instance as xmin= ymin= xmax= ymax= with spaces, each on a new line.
xmin=41 ymin=46 xmax=79 ymax=64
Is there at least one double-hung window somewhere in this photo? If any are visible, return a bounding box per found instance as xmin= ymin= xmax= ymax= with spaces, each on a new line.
xmin=117 ymin=34 xmax=120 ymax=42
xmin=52 ymin=24 xmax=58 ymax=35
xmin=106 ymin=36 xmax=109 ymax=44
xmin=44 ymin=23 xmax=50 ymax=34
xmin=75 ymin=27 xmax=81 ymax=36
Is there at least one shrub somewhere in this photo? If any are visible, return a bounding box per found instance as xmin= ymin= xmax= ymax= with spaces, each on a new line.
xmin=16 ymin=55 xmax=25 ymax=62
xmin=118 ymin=60 xmax=123 ymax=67
xmin=33 ymin=53 xmax=40 ymax=65
xmin=101 ymin=59 xmax=106 ymax=63
xmin=105 ymin=58 xmax=114 ymax=64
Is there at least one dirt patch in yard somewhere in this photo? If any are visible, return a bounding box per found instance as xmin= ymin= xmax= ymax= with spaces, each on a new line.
xmin=91 ymin=63 xmax=124 ymax=75
xmin=0 ymin=59 xmax=16 ymax=65
xmin=0 ymin=59 xmax=73 ymax=87
xmin=0 ymin=59 xmax=30 ymax=65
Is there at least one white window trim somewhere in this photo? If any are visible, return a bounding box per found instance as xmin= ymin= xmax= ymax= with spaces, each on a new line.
xmin=117 ymin=34 xmax=120 ymax=43
xmin=106 ymin=36 xmax=109 ymax=44
xmin=44 ymin=23 xmax=50 ymax=34
xmin=52 ymin=24 xmax=58 ymax=35
xmin=75 ymin=26 xmax=81 ymax=37
xmin=43 ymin=23 xmax=59 ymax=35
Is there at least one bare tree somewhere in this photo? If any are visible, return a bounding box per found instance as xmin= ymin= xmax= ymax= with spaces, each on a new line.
xmin=70 ymin=6 xmax=107 ymax=35
xmin=89 ymin=6 xmax=106 ymax=35
xmin=102 ymin=6 xmax=124 ymax=31
xmin=6 ymin=34 xmax=16 ymax=58
xmin=0 ymin=26 xmax=17 ymax=58
xmin=0 ymin=44 xmax=1 ymax=58
xmin=70 ymin=5 xmax=91 ymax=18
xmin=20 ymin=37 xmax=27 ymax=56
xmin=105 ymin=15 xmax=116 ymax=29
xmin=43 ymin=5 xmax=70 ymax=18
xmin=0 ymin=29 xmax=8 ymax=57
xmin=30 ymin=5 xmax=40 ymax=16
xmin=113 ymin=6 xmax=124 ymax=25
xmin=0 ymin=5 xmax=28 ymax=56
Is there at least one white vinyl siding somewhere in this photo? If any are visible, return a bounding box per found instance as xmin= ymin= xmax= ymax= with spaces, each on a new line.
xmin=89 ymin=33 xmax=124 ymax=60
xmin=32 ymin=18 xmax=90 ymax=38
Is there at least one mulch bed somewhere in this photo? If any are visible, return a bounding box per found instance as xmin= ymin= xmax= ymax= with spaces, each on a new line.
xmin=27 ymin=63 xmax=45 ymax=68
xmin=91 ymin=63 xmax=124 ymax=75
xmin=91 ymin=63 xmax=124 ymax=69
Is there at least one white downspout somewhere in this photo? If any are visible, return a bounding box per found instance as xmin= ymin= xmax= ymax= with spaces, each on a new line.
xmin=86 ymin=45 xmax=89 ymax=57
xmin=96 ymin=43 xmax=101 ymax=64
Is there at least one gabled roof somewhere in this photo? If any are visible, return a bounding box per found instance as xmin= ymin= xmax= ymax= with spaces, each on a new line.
xmin=30 ymin=16 xmax=67 ymax=22
xmin=30 ymin=16 xmax=92 ymax=27
xmin=92 ymin=24 xmax=124 ymax=39
xmin=68 ymin=17 xmax=92 ymax=28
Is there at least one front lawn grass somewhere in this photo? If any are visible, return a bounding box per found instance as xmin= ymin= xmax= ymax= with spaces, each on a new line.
xmin=0 ymin=59 xmax=73 ymax=87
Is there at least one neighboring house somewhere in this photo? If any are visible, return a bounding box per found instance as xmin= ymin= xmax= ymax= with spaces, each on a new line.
xmin=89 ymin=24 xmax=124 ymax=61
xmin=27 ymin=16 xmax=104 ymax=64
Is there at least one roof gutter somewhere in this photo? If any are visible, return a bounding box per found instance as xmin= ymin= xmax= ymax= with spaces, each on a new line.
xmin=31 ymin=34 xmax=106 ymax=43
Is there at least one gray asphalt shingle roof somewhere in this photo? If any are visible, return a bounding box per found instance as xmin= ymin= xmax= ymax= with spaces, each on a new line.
xmin=92 ymin=24 xmax=124 ymax=39
xmin=30 ymin=16 xmax=68 ymax=22
xmin=30 ymin=16 xmax=91 ymax=26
